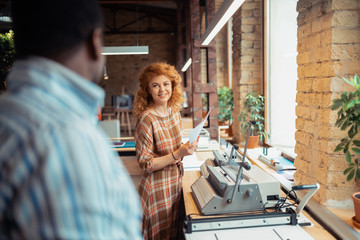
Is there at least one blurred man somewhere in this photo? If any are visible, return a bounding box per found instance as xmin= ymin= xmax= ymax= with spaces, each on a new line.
xmin=0 ymin=0 xmax=142 ymax=239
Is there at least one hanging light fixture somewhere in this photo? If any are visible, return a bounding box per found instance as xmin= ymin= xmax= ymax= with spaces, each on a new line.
xmin=102 ymin=1 xmax=149 ymax=55
xmin=181 ymin=58 xmax=192 ymax=72
xmin=0 ymin=0 xmax=12 ymax=23
xmin=201 ymin=0 xmax=244 ymax=46
xmin=102 ymin=46 xmax=149 ymax=55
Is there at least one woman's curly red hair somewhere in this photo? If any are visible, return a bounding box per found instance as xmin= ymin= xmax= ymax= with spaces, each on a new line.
xmin=133 ymin=62 xmax=183 ymax=119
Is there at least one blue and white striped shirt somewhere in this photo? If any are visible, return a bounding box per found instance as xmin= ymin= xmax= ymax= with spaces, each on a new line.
xmin=0 ymin=57 xmax=142 ymax=239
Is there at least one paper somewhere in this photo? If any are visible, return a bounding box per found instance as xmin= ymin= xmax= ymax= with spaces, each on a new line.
xmin=182 ymin=154 xmax=205 ymax=171
xmin=189 ymin=109 xmax=211 ymax=143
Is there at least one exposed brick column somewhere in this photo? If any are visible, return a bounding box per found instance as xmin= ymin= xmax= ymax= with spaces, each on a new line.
xmin=232 ymin=0 xmax=263 ymax=144
xmin=295 ymin=0 xmax=360 ymax=208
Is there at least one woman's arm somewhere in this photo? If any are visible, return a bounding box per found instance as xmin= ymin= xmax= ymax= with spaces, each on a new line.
xmin=150 ymin=140 xmax=198 ymax=171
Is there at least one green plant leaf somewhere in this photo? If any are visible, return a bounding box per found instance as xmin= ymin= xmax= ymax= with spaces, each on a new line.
xmin=356 ymin=168 xmax=360 ymax=181
xmin=343 ymin=77 xmax=354 ymax=87
xmin=352 ymin=148 xmax=360 ymax=155
xmin=341 ymin=119 xmax=349 ymax=130
xmin=331 ymin=99 xmax=343 ymax=110
xmin=348 ymin=125 xmax=356 ymax=138
xmin=346 ymin=151 xmax=352 ymax=163
xmin=347 ymin=169 xmax=356 ymax=181
xmin=344 ymin=100 xmax=356 ymax=111
xmin=334 ymin=145 xmax=344 ymax=152
xmin=353 ymin=75 xmax=359 ymax=84
xmin=344 ymin=166 xmax=354 ymax=175
xmin=353 ymin=140 xmax=360 ymax=147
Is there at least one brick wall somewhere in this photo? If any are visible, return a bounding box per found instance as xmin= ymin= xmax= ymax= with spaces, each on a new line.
xmin=216 ymin=27 xmax=229 ymax=87
xmin=232 ymin=0 xmax=262 ymax=143
xmin=215 ymin=0 xmax=229 ymax=88
xmin=295 ymin=0 xmax=360 ymax=208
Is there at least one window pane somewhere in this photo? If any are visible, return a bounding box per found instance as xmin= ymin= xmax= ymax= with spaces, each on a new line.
xmin=266 ymin=0 xmax=298 ymax=156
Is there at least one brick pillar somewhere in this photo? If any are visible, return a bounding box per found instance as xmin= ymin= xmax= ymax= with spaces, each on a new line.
xmin=295 ymin=0 xmax=360 ymax=208
xmin=232 ymin=0 xmax=263 ymax=144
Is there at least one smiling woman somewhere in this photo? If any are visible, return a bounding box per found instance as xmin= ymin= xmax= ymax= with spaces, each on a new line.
xmin=133 ymin=62 xmax=199 ymax=240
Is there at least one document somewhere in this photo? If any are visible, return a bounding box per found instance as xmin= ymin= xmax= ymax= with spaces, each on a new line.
xmin=189 ymin=109 xmax=212 ymax=144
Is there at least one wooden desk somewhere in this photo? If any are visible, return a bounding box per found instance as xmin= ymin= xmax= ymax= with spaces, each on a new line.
xmin=182 ymin=151 xmax=335 ymax=239
xmin=110 ymin=137 xmax=136 ymax=156
xmin=239 ymin=147 xmax=360 ymax=239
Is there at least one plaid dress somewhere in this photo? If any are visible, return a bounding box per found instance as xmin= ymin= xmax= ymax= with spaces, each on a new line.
xmin=135 ymin=109 xmax=184 ymax=240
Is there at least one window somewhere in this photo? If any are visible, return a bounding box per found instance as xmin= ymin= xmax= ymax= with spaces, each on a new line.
xmin=265 ymin=0 xmax=298 ymax=156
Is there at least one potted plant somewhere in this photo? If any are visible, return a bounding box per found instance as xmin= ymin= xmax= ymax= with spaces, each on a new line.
xmin=331 ymin=74 xmax=360 ymax=226
xmin=201 ymin=93 xmax=208 ymax=118
xmin=238 ymin=91 xmax=269 ymax=148
xmin=217 ymin=86 xmax=234 ymax=136
xmin=0 ymin=30 xmax=15 ymax=94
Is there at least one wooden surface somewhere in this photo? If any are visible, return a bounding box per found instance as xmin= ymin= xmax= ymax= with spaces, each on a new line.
xmin=241 ymin=147 xmax=360 ymax=235
xmin=182 ymin=150 xmax=335 ymax=239
xmin=183 ymin=171 xmax=201 ymax=217
xmin=110 ymin=137 xmax=136 ymax=153
xmin=114 ymin=146 xmax=135 ymax=152
xmin=328 ymin=207 xmax=360 ymax=233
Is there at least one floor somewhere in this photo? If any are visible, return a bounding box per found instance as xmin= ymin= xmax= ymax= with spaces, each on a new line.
xmin=121 ymin=156 xmax=142 ymax=190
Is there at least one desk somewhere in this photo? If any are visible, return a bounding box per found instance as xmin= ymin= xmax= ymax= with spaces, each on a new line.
xmin=110 ymin=137 xmax=136 ymax=156
xmin=240 ymin=147 xmax=360 ymax=239
xmin=182 ymin=151 xmax=335 ymax=239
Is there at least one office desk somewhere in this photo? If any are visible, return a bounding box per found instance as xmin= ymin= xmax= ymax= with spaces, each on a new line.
xmin=111 ymin=137 xmax=136 ymax=156
xmin=182 ymin=151 xmax=335 ymax=239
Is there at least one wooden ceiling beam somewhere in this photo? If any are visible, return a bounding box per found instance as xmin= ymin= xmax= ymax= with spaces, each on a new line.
xmin=99 ymin=1 xmax=176 ymax=4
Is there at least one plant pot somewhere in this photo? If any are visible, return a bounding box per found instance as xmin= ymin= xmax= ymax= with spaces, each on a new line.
xmin=247 ymin=135 xmax=260 ymax=149
xmin=227 ymin=124 xmax=233 ymax=137
xmin=352 ymin=192 xmax=360 ymax=224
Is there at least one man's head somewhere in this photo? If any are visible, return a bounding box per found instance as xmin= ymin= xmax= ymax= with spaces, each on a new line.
xmin=11 ymin=0 xmax=105 ymax=82
xmin=11 ymin=0 xmax=103 ymax=58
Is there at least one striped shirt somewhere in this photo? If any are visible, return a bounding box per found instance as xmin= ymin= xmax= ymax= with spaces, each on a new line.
xmin=135 ymin=110 xmax=184 ymax=240
xmin=0 ymin=57 xmax=142 ymax=240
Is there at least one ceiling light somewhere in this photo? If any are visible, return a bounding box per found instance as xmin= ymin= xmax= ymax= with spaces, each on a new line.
xmin=201 ymin=0 xmax=244 ymax=46
xmin=102 ymin=46 xmax=149 ymax=55
xmin=0 ymin=16 xmax=11 ymax=23
xmin=181 ymin=58 xmax=192 ymax=72
xmin=0 ymin=0 xmax=12 ymax=23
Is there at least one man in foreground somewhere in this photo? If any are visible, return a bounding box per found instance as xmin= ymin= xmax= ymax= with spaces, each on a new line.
xmin=0 ymin=0 xmax=142 ymax=239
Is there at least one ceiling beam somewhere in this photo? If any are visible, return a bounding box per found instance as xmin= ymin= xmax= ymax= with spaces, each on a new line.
xmin=99 ymin=1 xmax=176 ymax=4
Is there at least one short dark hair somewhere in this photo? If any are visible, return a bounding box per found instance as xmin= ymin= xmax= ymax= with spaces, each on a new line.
xmin=11 ymin=0 xmax=104 ymax=59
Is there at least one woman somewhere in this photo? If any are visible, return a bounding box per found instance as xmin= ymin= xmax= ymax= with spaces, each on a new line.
xmin=133 ymin=62 xmax=198 ymax=240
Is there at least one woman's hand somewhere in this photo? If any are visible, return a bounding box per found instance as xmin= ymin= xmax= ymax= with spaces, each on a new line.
xmin=174 ymin=137 xmax=199 ymax=160
xmin=151 ymin=138 xmax=199 ymax=170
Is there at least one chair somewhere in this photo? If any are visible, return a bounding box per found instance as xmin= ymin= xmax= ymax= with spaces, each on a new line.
xmin=115 ymin=108 xmax=132 ymax=137
xmin=101 ymin=106 xmax=116 ymax=120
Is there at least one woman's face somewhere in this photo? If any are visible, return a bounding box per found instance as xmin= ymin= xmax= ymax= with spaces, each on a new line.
xmin=148 ymin=75 xmax=172 ymax=106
